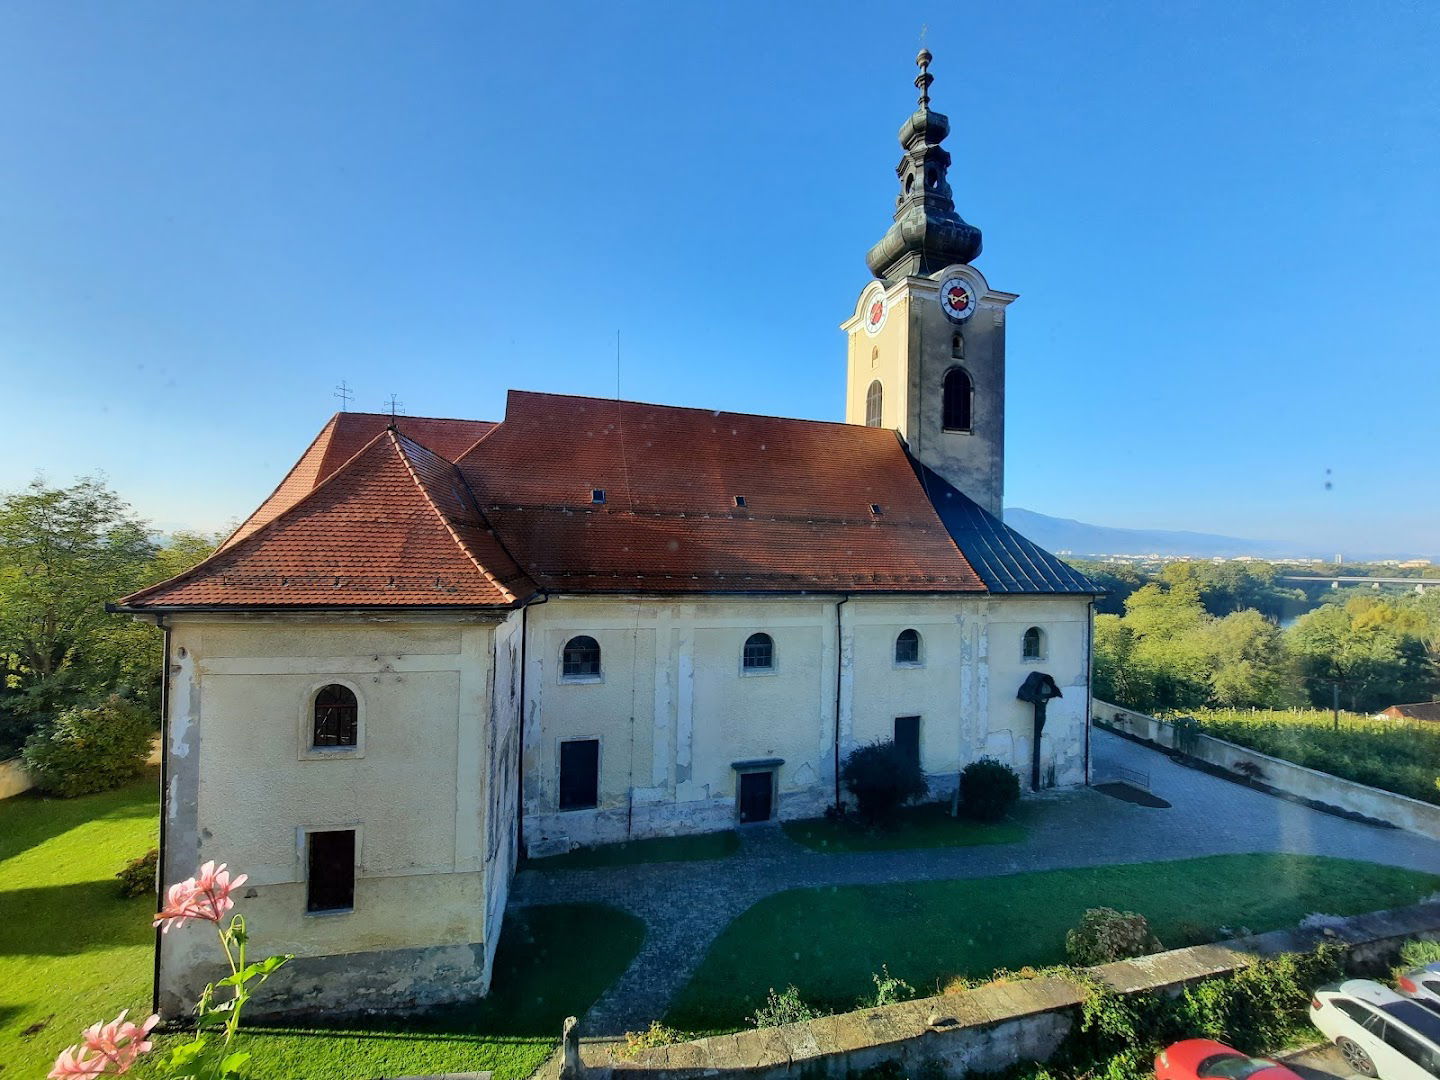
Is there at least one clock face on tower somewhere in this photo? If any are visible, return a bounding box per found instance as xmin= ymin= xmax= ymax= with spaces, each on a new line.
xmin=938 ymin=275 xmax=978 ymax=323
xmin=862 ymin=288 xmax=888 ymax=336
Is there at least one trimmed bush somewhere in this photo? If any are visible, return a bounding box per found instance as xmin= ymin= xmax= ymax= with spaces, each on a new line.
xmin=21 ymin=694 xmax=154 ymax=797
xmin=960 ymin=757 xmax=1021 ymax=822
xmin=841 ymin=741 xmax=927 ymax=825
xmin=117 ymin=848 xmax=158 ymax=899
xmin=1065 ymin=907 xmax=1161 ymax=965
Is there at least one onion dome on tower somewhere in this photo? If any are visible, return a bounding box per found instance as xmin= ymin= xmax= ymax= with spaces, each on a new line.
xmin=865 ymin=50 xmax=983 ymax=283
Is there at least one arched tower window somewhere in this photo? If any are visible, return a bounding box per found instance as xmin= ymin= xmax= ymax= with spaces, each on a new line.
xmin=865 ymin=380 xmax=883 ymax=428
xmin=895 ymin=628 xmax=922 ymax=666
xmin=312 ymin=684 xmax=358 ymax=748
xmin=742 ymin=632 xmax=775 ymax=671
xmin=562 ymin=635 xmax=601 ymax=679
xmin=942 ymin=367 xmax=972 ymax=432
xmin=870 ymin=345 xmax=879 ymax=368
xmin=951 ymin=332 xmax=964 ymax=359
xmin=1022 ymin=626 xmax=1046 ymax=661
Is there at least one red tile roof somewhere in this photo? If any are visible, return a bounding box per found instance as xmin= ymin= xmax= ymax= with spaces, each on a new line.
xmin=223 ymin=413 xmax=496 ymax=548
xmin=122 ymin=427 xmax=532 ymax=608
xmin=120 ymin=392 xmax=989 ymax=610
xmin=1381 ymin=701 xmax=1440 ymax=723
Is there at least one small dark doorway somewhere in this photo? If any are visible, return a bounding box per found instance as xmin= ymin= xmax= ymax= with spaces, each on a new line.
xmin=894 ymin=715 xmax=921 ymax=769
xmin=738 ymin=771 xmax=774 ymax=823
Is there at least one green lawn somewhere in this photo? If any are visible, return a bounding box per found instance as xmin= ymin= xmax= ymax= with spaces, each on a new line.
xmin=664 ymin=853 xmax=1440 ymax=1033
xmin=523 ymin=829 xmax=740 ymax=870
xmin=0 ymin=773 xmax=645 ymax=1080
xmin=217 ymin=903 xmax=644 ymax=1080
xmin=0 ymin=771 xmax=160 ymax=1079
xmin=782 ymin=801 xmax=1026 ymax=853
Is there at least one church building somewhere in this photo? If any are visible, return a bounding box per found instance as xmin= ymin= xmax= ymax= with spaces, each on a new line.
xmin=116 ymin=52 xmax=1099 ymax=1017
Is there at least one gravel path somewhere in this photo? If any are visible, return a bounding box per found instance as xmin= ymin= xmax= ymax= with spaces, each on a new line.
xmin=509 ymin=729 xmax=1440 ymax=1035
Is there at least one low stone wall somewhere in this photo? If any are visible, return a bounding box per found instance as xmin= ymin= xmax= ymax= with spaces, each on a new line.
xmin=0 ymin=758 xmax=33 ymax=799
xmin=559 ymin=901 xmax=1440 ymax=1080
xmin=1095 ymin=701 xmax=1440 ymax=840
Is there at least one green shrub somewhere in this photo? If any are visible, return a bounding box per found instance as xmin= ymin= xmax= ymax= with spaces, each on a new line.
xmin=620 ymin=1021 xmax=686 ymax=1057
xmin=862 ymin=965 xmax=916 ymax=1008
xmin=960 ymin=757 xmax=1021 ymax=822
xmin=748 ymin=985 xmax=824 ymax=1028
xmin=1399 ymin=939 xmax=1440 ymax=971
xmin=1065 ymin=907 xmax=1161 ymax=966
xmin=21 ymin=694 xmax=154 ymax=797
xmin=841 ymin=741 xmax=927 ymax=825
xmin=116 ymin=847 xmax=158 ymax=898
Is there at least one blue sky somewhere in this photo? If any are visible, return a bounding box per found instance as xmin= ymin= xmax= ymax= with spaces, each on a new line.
xmin=0 ymin=2 xmax=1436 ymax=555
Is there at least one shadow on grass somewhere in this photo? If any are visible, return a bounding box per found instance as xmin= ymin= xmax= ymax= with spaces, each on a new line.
xmin=246 ymin=903 xmax=645 ymax=1041
xmin=0 ymin=880 xmax=153 ymax=957
xmin=0 ymin=768 xmax=159 ymax=866
xmin=783 ymin=800 xmax=1029 ymax=854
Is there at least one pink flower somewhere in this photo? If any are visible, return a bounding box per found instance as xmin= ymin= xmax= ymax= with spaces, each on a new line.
xmin=50 ymin=1010 xmax=158 ymax=1077
xmin=153 ymin=860 xmax=248 ymax=933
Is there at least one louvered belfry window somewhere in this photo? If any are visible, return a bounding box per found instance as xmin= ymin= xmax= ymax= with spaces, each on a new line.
xmin=312 ymin=684 xmax=358 ymax=748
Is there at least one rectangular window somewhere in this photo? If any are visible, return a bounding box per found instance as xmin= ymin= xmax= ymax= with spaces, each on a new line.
xmin=306 ymin=829 xmax=355 ymax=913
xmin=894 ymin=716 xmax=921 ymax=769
xmin=559 ymin=739 xmax=600 ymax=811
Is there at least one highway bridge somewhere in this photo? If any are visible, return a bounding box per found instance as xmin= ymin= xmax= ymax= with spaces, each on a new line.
xmin=1281 ymin=575 xmax=1437 ymax=592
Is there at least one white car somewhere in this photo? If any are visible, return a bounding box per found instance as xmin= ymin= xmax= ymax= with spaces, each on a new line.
xmin=1310 ymin=979 xmax=1440 ymax=1079
xmin=1399 ymin=963 xmax=1440 ymax=1015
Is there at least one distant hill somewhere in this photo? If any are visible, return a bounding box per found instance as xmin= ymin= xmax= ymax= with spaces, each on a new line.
xmin=1003 ymin=508 xmax=1298 ymax=559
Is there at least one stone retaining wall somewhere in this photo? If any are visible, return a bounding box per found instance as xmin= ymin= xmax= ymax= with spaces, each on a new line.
xmin=1094 ymin=701 xmax=1440 ymax=840
xmin=559 ymin=901 xmax=1440 ymax=1080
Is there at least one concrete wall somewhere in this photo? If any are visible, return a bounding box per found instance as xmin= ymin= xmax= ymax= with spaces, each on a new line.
xmin=523 ymin=594 xmax=1090 ymax=852
xmin=1096 ymin=701 xmax=1440 ymax=840
xmin=157 ymin=613 xmax=509 ymax=1018
xmin=0 ymin=758 xmax=32 ymax=799
xmin=567 ymin=901 xmax=1440 ymax=1080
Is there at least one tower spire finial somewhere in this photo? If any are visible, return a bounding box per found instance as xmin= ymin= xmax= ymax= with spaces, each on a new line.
xmin=915 ymin=48 xmax=934 ymax=109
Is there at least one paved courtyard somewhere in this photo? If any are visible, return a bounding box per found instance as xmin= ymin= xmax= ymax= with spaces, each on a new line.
xmin=509 ymin=728 xmax=1440 ymax=1035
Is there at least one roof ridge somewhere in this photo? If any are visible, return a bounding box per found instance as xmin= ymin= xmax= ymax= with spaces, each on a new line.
xmin=216 ymin=414 xmax=341 ymax=551
xmin=454 ymin=418 xmax=504 ymax=463
xmin=388 ymin=430 xmax=524 ymax=604
xmin=119 ymin=425 xmax=400 ymax=606
xmin=506 ymin=388 xmax=895 ymax=436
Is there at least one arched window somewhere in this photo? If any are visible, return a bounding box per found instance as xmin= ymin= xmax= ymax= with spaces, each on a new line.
xmin=742 ymin=632 xmax=775 ymax=672
xmin=562 ymin=635 xmax=601 ymax=679
xmin=312 ymin=684 xmax=358 ymax=748
xmin=865 ymin=380 xmax=883 ymax=428
xmin=895 ymin=628 xmax=921 ymax=666
xmin=870 ymin=345 xmax=879 ymax=368
xmin=951 ymin=332 xmax=964 ymax=359
xmin=942 ymin=367 xmax=972 ymax=431
xmin=1022 ymin=626 xmax=1045 ymax=661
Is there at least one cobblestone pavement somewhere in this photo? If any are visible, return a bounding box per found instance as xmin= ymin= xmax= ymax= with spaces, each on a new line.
xmin=509 ymin=729 xmax=1440 ymax=1036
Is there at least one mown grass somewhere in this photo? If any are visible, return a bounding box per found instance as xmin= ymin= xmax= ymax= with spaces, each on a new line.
xmin=523 ymin=829 xmax=739 ymax=870
xmin=0 ymin=771 xmax=160 ymax=1079
xmin=1172 ymin=707 xmax=1440 ymax=805
xmin=664 ymin=853 xmax=1440 ymax=1034
xmin=0 ymin=772 xmax=644 ymax=1080
xmin=782 ymin=801 xmax=1027 ymax=853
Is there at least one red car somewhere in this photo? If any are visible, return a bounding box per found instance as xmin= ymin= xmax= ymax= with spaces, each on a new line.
xmin=1156 ymin=1039 xmax=1304 ymax=1080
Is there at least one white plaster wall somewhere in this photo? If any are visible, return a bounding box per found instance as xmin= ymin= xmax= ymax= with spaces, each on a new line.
xmin=158 ymin=615 xmax=505 ymax=1015
xmin=982 ymin=597 xmax=1092 ymax=787
xmin=523 ymin=593 xmax=1092 ymax=850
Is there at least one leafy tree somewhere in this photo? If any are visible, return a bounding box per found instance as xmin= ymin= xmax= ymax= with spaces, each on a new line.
xmin=1066 ymin=559 xmax=1145 ymax=616
xmin=1198 ymin=610 xmax=1294 ymax=708
xmin=1286 ymin=600 xmax=1436 ymax=713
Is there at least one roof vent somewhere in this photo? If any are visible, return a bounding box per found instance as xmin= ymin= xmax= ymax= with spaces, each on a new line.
xmin=870 ymin=503 xmax=883 ymax=516
xmin=591 ymin=489 xmax=606 ymax=504
xmin=733 ymin=495 xmax=747 ymax=508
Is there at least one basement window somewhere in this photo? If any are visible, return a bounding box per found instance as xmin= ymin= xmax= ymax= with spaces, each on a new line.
xmin=306 ymin=829 xmax=356 ymax=914
xmin=591 ymin=489 xmax=606 ymax=504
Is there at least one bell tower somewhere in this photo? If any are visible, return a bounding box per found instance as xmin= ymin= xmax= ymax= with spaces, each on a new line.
xmin=843 ymin=50 xmax=1015 ymax=519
